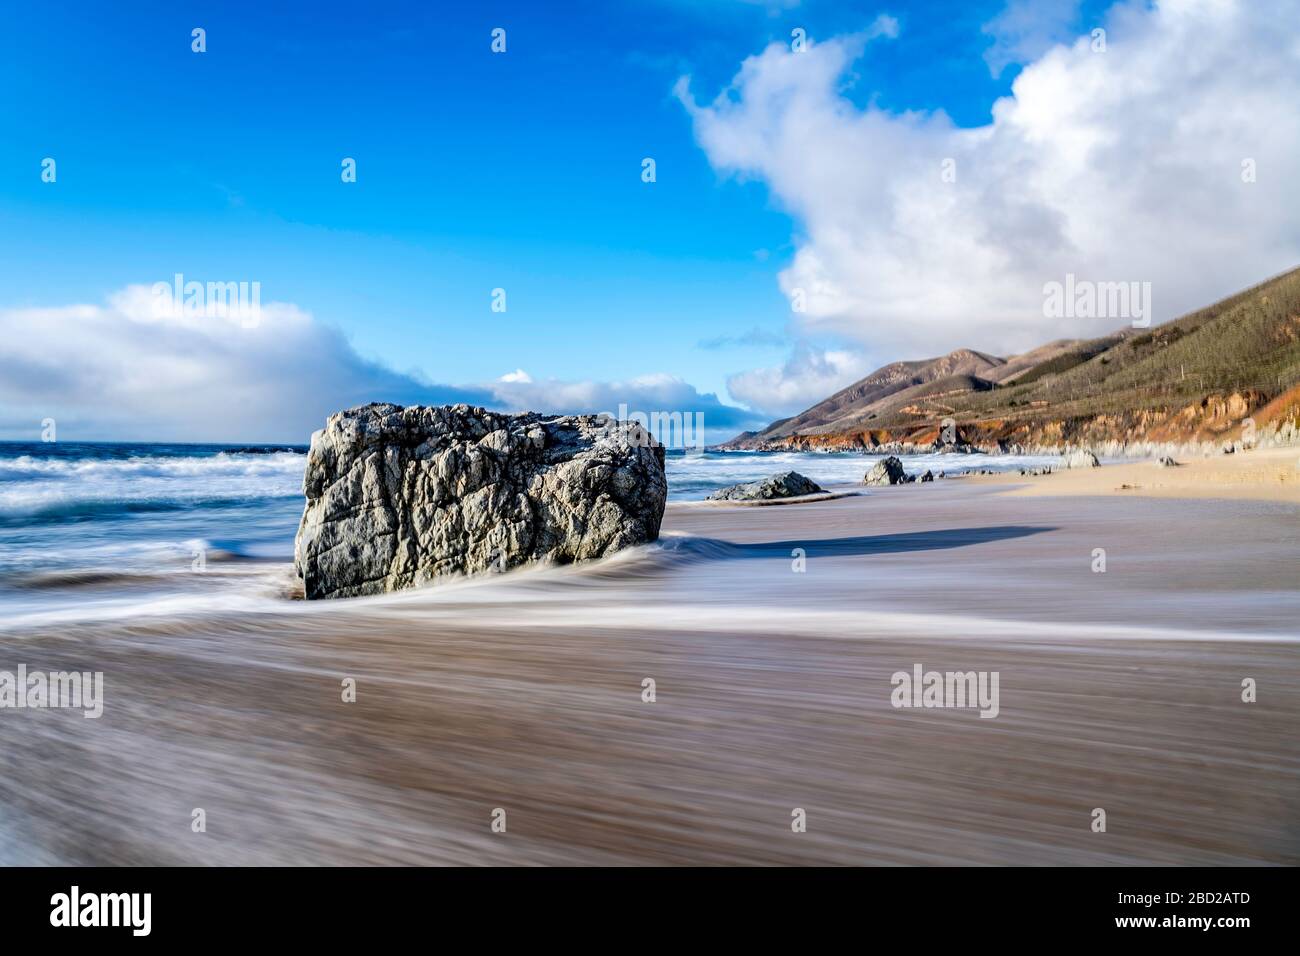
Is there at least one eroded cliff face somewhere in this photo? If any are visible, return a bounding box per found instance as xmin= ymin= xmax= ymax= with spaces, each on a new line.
xmin=295 ymin=403 xmax=667 ymax=599
xmin=731 ymin=388 xmax=1300 ymax=457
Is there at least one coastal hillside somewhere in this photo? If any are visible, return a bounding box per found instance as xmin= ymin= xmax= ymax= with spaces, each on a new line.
xmin=723 ymin=266 xmax=1300 ymax=453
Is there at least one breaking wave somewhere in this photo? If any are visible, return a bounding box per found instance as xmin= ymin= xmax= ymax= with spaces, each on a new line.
xmin=0 ymin=451 xmax=306 ymax=520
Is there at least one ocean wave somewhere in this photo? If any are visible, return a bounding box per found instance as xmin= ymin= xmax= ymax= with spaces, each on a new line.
xmin=4 ymin=568 xmax=177 ymax=592
xmin=0 ymin=452 xmax=306 ymax=518
xmin=217 ymin=446 xmax=307 ymax=455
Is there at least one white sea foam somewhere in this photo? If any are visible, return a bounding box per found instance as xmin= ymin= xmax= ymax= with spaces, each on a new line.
xmin=0 ymin=452 xmax=306 ymax=516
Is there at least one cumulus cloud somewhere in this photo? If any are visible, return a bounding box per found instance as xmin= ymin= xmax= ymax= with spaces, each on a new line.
xmin=0 ymin=287 xmax=763 ymax=444
xmin=982 ymin=0 xmax=1083 ymax=77
xmin=0 ymin=286 xmax=493 ymax=442
xmin=679 ymin=0 xmax=1300 ymax=367
xmin=487 ymin=371 xmax=767 ymax=442
xmin=726 ymin=344 xmax=871 ymax=418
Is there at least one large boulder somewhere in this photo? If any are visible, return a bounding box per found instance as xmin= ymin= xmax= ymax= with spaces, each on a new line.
xmin=863 ymin=456 xmax=909 ymax=486
xmin=294 ymin=403 xmax=667 ymax=599
xmin=707 ymin=471 xmax=824 ymax=501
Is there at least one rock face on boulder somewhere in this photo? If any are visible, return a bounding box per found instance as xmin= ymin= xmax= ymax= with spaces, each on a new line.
xmin=864 ymin=456 xmax=910 ymax=486
xmin=294 ymin=403 xmax=667 ymax=599
xmin=1061 ymin=449 xmax=1100 ymax=469
xmin=707 ymin=471 xmax=824 ymax=501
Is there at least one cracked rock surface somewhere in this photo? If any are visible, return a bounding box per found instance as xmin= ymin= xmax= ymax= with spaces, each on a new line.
xmin=863 ymin=456 xmax=910 ymax=486
xmin=707 ymin=471 xmax=824 ymax=501
xmin=294 ymin=403 xmax=667 ymax=599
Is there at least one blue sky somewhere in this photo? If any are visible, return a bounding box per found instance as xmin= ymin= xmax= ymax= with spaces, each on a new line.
xmin=3 ymin=0 xmax=1296 ymax=442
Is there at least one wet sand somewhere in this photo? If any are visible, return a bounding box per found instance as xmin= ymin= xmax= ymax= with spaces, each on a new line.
xmin=1 ymin=479 xmax=1297 ymax=865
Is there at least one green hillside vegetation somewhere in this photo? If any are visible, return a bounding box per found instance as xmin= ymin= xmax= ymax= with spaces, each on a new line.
xmin=1004 ymin=335 xmax=1127 ymax=388
xmin=725 ymin=266 xmax=1300 ymax=448
xmin=936 ymin=266 xmax=1300 ymax=426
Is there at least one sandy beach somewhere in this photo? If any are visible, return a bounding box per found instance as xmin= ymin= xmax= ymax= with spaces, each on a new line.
xmin=986 ymin=446 xmax=1300 ymax=504
xmin=1 ymin=452 xmax=1295 ymax=866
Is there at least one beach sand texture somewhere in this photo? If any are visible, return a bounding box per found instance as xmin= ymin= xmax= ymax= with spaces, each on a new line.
xmin=990 ymin=446 xmax=1300 ymax=503
xmin=1 ymin=469 xmax=1296 ymax=865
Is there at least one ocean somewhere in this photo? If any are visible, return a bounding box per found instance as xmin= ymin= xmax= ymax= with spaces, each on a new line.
xmin=0 ymin=441 xmax=1059 ymax=625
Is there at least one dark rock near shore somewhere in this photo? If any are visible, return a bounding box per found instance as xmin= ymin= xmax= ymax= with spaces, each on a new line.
xmin=223 ymin=445 xmax=308 ymax=455
xmin=294 ymin=403 xmax=667 ymax=599
xmin=864 ymin=456 xmax=909 ymax=486
xmin=707 ymin=471 xmax=824 ymax=501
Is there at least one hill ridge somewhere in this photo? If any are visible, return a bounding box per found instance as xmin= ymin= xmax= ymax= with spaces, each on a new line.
xmin=722 ymin=267 xmax=1300 ymax=452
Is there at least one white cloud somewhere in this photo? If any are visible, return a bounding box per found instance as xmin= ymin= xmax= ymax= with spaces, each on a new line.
xmin=0 ymin=287 xmax=763 ymax=443
xmin=982 ymin=0 xmax=1082 ymax=77
xmin=726 ymin=344 xmax=871 ymax=418
xmin=486 ymin=371 xmax=765 ymax=441
xmin=679 ymin=0 xmax=1300 ymax=362
xmin=0 ymin=286 xmax=492 ymax=442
